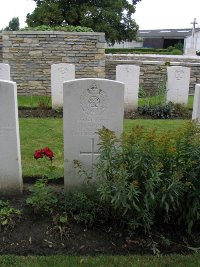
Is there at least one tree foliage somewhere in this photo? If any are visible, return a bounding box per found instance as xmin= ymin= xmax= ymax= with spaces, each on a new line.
xmin=4 ymin=17 xmax=20 ymax=31
xmin=26 ymin=0 xmax=141 ymax=44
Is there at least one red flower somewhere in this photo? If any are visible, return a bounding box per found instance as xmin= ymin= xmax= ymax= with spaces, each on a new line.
xmin=34 ymin=147 xmax=54 ymax=160
xmin=34 ymin=149 xmax=43 ymax=159
xmin=42 ymin=147 xmax=54 ymax=159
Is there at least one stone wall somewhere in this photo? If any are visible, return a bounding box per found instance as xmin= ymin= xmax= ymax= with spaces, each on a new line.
xmin=2 ymin=31 xmax=105 ymax=95
xmin=1 ymin=32 xmax=200 ymax=96
xmin=106 ymin=54 xmax=200 ymax=95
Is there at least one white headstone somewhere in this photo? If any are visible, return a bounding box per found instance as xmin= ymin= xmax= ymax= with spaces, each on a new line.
xmin=166 ymin=66 xmax=190 ymax=104
xmin=116 ymin=65 xmax=140 ymax=111
xmin=51 ymin=63 xmax=75 ymax=108
xmin=192 ymin=84 xmax=200 ymax=121
xmin=0 ymin=80 xmax=22 ymax=194
xmin=63 ymin=78 xmax=124 ymax=190
xmin=0 ymin=63 xmax=10 ymax=81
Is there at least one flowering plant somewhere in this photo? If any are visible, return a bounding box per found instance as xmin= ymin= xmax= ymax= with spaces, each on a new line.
xmin=34 ymin=147 xmax=54 ymax=163
xmin=33 ymin=147 xmax=61 ymax=180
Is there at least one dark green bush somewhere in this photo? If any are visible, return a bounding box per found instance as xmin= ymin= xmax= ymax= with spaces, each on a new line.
xmin=26 ymin=179 xmax=58 ymax=214
xmin=138 ymin=102 xmax=175 ymax=119
xmin=105 ymin=47 xmax=183 ymax=55
xmin=139 ymin=102 xmax=191 ymax=119
xmin=174 ymin=42 xmax=184 ymax=52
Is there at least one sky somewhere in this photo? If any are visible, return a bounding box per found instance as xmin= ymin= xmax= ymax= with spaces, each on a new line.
xmin=133 ymin=0 xmax=200 ymax=30
xmin=0 ymin=0 xmax=200 ymax=30
xmin=0 ymin=0 xmax=36 ymax=29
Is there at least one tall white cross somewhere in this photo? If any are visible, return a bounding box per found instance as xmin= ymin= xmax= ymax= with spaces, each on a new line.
xmin=191 ymin=18 xmax=198 ymax=50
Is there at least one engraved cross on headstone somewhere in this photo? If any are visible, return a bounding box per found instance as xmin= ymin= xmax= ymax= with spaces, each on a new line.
xmin=80 ymin=137 xmax=100 ymax=178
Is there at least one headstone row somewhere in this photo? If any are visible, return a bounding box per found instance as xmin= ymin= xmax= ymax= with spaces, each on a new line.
xmin=1 ymin=62 xmax=191 ymax=112
xmin=0 ymin=62 xmax=198 ymax=194
xmin=0 ymin=77 xmax=124 ymax=194
xmin=116 ymin=65 xmax=191 ymax=111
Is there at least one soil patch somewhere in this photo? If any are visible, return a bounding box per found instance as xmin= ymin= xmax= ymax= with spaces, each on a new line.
xmin=18 ymin=108 xmax=191 ymax=119
xmin=0 ymin=183 xmax=199 ymax=256
xmin=18 ymin=108 xmax=63 ymax=118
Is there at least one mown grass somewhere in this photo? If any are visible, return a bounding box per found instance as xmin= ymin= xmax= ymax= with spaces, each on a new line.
xmin=124 ymin=118 xmax=190 ymax=133
xmin=138 ymin=95 xmax=194 ymax=109
xmin=0 ymin=254 xmax=200 ymax=267
xmin=19 ymin=118 xmax=63 ymax=178
xmin=18 ymin=95 xmax=51 ymax=108
xmin=19 ymin=118 xmax=189 ymax=177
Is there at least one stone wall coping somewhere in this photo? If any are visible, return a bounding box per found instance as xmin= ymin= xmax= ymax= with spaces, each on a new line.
xmin=2 ymin=31 xmax=105 ymax=36
xmin=107 ymin=59 xmax=200 ymax=66
xmin=106 ymin=53 xmax=200 ymax=59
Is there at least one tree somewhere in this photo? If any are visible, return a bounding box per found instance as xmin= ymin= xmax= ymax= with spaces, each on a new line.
xmin=4 ymin=17 xmax=20 ymax=31
xmin=26 ymin=0 xmax=141 ymax=44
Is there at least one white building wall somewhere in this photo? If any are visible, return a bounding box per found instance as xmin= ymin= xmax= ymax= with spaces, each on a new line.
xmin=106 ymin=40 xmax=143 ymax=49
xmin=184 ymin=31 xmax=200 ymax=54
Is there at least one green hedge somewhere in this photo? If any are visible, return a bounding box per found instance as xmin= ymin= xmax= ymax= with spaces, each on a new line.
xmin=105 ymin=48 xmax=183 ymax=55
xmin=21 ymin=25 xmax=93 ymax=32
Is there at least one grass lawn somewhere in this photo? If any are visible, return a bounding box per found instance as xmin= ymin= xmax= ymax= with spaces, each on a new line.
xmin=18 ymin=95 xmax=51 ymax=109
xmin=18 ymin=95 xmax=194 ymax=110
xmin=19 ymin=118 xmax=63 ymax=178
xmin=19 ymin=118 xmax=190 ymax=178
xmin=0 ymin=254 xmax=200 ymax=267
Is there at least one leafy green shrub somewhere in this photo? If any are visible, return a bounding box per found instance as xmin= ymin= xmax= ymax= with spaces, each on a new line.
xmin=21 ymin=25 xmax=93 ymax=32
xmin=26 ymin=179 xmax=58 ymax=214
xmin=61 ymin=188 xmax=108 ymax=226
xmin=171 ymin=49 xmax=183 ymax=55
xmin=174 ymin=42 xmax=183 ymax=52
xmin=167 ymin=46 xmax=174 ymax=52
xmin=95 ymin=122 xmax=200 ymax=234
xmin=167 ymin=42 xmax=183 ymax=54
xmin=0 ymin=200 xmax=22 ymax=232
xmin=173 ymin=103 xmax=191 ymax=118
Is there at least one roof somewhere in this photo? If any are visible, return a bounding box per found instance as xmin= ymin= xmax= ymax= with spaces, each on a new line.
xmin=137 ymin=28 xmax=200 ymax=38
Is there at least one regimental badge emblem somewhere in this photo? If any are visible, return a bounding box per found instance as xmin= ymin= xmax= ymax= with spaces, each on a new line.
xmin=80 ymin=82 xmax=107 ymax=116
xmin=175 ymin=70 xmax=184 ymax=80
